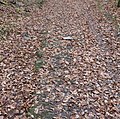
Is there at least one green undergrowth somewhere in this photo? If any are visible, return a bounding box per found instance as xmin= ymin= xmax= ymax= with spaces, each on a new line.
xmin=0 ymin=0 xmax=44 ymax=6
xmin=35 ymin=56 xmax=44 ymax=71
xmin=35 ymin=48 xmax=44 ymax=71
xmin=34 ymin=31 xmax=48 ymax=71
xmin=0 ymin=0 xmax=45 ymax=14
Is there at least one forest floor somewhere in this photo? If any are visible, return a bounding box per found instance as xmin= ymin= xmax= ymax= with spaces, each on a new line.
xmin=0 ymin=0 xmax=120 ymax=119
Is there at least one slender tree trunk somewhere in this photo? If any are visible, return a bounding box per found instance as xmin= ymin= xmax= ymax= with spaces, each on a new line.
xmin=118 ymin=0 xmax=120 ymax=7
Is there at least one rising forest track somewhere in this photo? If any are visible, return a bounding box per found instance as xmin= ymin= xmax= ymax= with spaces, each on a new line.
xmin=0 ymin=0 xmax=119 ymax=118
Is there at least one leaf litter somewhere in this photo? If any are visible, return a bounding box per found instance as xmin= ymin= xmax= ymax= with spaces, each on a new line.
xmin=0 ymin=0 xmax=120 ymax=119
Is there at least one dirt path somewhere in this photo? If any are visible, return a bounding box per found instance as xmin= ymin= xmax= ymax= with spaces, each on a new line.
xmin=0 ymin=0 xmax=119 ymax=119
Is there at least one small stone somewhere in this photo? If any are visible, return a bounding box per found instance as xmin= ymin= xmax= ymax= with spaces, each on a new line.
xmin=36 ymin=91 xmax=41 ymax=94
xmin=64 ymin=70 xmax=69 ymax=74
xmin=73 ymin=58 xmax=77 ymax=62
xmin=22 ymin=32 xmax=31 ymax=40
xmin=62 ymin=36 xmax=73 ymax=40
xmin=104 ymin=100 xmax=108 ymax=103
xmin=35 ymin=108 xmax=39 ymax=114
xmin=47 ymin=87 xmax=51 ymax=92
xmin=117 ymin=32 xmax=120 ymax=37
xmin=81 ymin=34 xmax=85 ymax=39
xmin=76 ymin=114 xmax=79 ymax=118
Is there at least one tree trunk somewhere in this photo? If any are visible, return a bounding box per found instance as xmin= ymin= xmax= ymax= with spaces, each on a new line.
xmin=118 ymin=0 xmax=120 ymax=7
